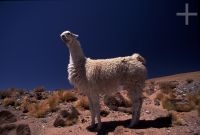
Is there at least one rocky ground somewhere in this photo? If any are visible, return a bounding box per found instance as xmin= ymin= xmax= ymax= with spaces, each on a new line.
xmin=0 ymin=71 xmax=200 ymax=135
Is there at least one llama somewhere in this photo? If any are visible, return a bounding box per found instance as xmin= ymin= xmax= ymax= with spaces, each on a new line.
xmin=60 ymin=31 xmax=147 ymax=130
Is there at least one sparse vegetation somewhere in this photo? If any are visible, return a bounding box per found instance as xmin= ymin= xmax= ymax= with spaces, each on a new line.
xmin=170 ymin=112 xmax=185 ymax=126
xmin=175 ymin=101 xmax=195 ymax=112
xmin=158 ymin=81 xmax=178 ymax=94
xmin=3 ymin=98 xmax=15 ymax=107
xmin=47 ymin=95 xmax=59 ymax=112
xmin=122 ymin=94 xmax=132 ymax=107
xmin=75 ymin=96 xmax=89 ymax=110
xmin=28 ymin=100 xmax=49 ymax=118
xmin=156 ymin=86 xmax=200 ymax=112
xmin=16 ymin=124 xmax=31 ymax=135
xmin=33 ymin=86 xmax=46 ymax=93
xmin=186 ymin=78 xmax=193 ymax=84
xmin=64 ymin=108 xmax=79 ymax=126
xmin=54 ymin=90 xmax=77 ymax=103
xmin=104 ymin=93 xmax=132 ymax=110
xmin=158 ymin=94 xmax=196 ymax=112
xmin=187 ymin=94 xmax=200 ymax=106
xmin=0 ymin=88 xmax=25 ymax=99
xmin=54 ymin=107 xmax=79 ymax=127
xmin=0 ymin=110 xmax=17 ymax=125
xmin=156 ymin=92 xmax=165 ymax=101
xmin=0 ymin=124 xmax=16 ymax=135
xmin=0 ymin=90 xmax=13 ymax=99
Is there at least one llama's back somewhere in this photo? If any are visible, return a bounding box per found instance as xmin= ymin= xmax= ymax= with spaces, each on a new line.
xmin=85 ymin=54 xmax=147 ymax=93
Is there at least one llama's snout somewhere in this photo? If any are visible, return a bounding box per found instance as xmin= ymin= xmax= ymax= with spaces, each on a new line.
xmin=60 ymin=33 xmax=70 ymax=43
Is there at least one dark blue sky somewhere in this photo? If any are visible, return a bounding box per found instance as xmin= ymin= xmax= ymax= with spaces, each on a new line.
xmin=0 ymin=0 xmax=199 ymax=90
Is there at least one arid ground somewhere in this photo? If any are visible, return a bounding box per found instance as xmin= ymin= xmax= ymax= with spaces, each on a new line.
xmin=0 ymin=71 xmax=200 ymax=135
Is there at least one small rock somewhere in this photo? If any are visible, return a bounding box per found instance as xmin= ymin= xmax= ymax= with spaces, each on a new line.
xmin=48 ymin=112 xmax=52 ymax=117
xmin=166 ymin=129 xmax=170 ymax=133
xmin=0 ymin=124 xmax=16 ymax=135
xmin=53 ymin=116 xmax=65 ymax=127
xmin=53 ymin=106 xmax=79 ymax=127
xmin=188 ymin=129 xmax=193 ymax=133
xmin=81 ymin=118 xmax=87 ymax=123
xmin=182 ymin=93 xmax=186 ymax=97
xmin=154 ymin=99 xmax=160 ymax=106
xmin=16 ymin=124 xmax=31 ymax=135
xmin=100 ymin=110 xmax=110 ymax=117
xmin=23 ymin=116 xmax=28 ymax=119
xmin=0 ymin=110 xmax=17 ymax=125
xmin=41 ymin=119 xmax=47 ymax=123
xmin=16 ymin=106 xmax=20 ymax=110
xmin=145 ymin=110 xmax=151 ymax=114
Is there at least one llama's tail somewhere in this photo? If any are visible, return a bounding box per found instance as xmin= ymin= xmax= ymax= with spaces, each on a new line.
xmin=132 ymin=53 xmax=146 ymax=64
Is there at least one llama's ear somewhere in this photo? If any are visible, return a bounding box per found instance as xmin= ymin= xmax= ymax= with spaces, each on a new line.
xmin=72 ymin=33 xmax=79 ymax=38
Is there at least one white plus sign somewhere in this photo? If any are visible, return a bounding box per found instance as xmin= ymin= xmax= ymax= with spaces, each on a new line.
xmin=176 ymin=3 xmax=198 ymax=25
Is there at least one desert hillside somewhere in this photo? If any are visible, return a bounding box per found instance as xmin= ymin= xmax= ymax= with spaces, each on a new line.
xmin=148 ymin=71 xmax=200 ymax=82
xmin=0 ymin=71 xmax=200 ymax=135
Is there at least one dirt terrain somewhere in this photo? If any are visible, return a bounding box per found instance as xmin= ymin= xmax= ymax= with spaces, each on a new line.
xmin=0 ymin=71 xmax=200 ymax=135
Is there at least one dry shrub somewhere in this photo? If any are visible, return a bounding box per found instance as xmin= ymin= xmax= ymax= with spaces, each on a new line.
xmin=161 ymin=96 xmax=195 ymax=112
xmin=156 ymin=90 xmax=195 ymax=112
xmin=156 ymin=92 xmax=165 ymax=100
xmin=122 ymin=94 xmax=132 ymax=107
xmin=33 ymin=86 xmax=45 ymax=93
xmin=175 ymin=101 xmax=195 ymax=112
xmin=28 ymin=100 xmax=49 ymax=118
xmin=28 ymin=93 xmax=61 ymax=117
xmin=170 ymin=112 xmax=185 ymax=126
xmin=54 ymin=107 xmax=79 ymax=127
xmin=62 ymin=91 xmax=77 ymax=102
xmin=75 ymin=96 xmax=89 ymax=110
xmin=20 ymin=96 xmax=33 ymax=113
xmin=187 ymin=94 xmax=200 ymax=106
xmin=0 ymin=90 xmax=13 ymax=99
xmin=159 ymin=81 xmax=177 ymax=94
xmin=104 ymin=92 xmax=132 ymax=110
xmin=64 ymin=108 xmax=79 ymax=126
xmin=47 ymin=95 xmax=59 ymax=112
xmin=3 ymin=98 xmax=15 ymax=106
xmin=161 ymin=96 xmax=176 ymax=111
xmin=186 ymin=78 xmax=193 ymax=84
xmin=0 ymin=88 xmax=25 ymax=100
xmin=65 ymin=117 xmax=78 ymax=126
xmin=54 ymin=90 xmax=77 ymax=103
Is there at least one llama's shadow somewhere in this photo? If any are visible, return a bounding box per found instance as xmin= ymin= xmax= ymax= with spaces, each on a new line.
xmin=87 ymin=116 xmax=172 ymax=135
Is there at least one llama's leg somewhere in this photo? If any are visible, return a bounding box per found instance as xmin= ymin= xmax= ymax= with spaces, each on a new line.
xmin=88 ymin=94 xmax=102 ymax=130
xmin=93 ymin=95 xmax=101 ymax=130
xmin=88 ymin=96 xmax=96 ymax=128
xmin=128 ymin=87 xmax=143 ymax=127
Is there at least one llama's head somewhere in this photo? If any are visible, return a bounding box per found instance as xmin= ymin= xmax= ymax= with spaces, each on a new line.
xmin=60 ymin=31 xmax=79 ymax=46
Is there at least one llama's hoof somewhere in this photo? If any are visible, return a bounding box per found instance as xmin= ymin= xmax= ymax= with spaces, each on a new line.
xmin=96 ymin=124 xmax=102 ymax=131
xmin=87 ymin=124 xmax=97 ymax=131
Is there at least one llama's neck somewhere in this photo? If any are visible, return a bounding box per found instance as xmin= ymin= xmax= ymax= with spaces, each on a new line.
xmin=68 ymin=40 xmax=85 ymax=64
